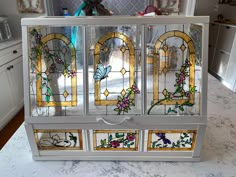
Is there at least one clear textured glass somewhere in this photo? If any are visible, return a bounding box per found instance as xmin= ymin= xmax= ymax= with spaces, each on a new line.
xmin=146 ymin=24 xmax=202 ymax=115
xmin=29 ymin=26 xmax=84 ymax=117
xmin=87 ymin=25 xmax=142 ymax=115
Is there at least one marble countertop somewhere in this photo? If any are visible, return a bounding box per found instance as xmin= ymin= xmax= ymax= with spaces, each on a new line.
xmin=0 ymin=38 xmax=22 ymax=51
xmin=1 ymin=74 xmax=236 ymax=177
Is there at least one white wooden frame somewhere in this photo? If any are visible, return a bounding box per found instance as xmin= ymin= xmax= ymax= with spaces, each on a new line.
xmin=22 ymin=16 xmax=209 ymax=161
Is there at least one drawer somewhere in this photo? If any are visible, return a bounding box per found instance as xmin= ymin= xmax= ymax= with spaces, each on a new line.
xmin=0 ymin=43 xmax=22 ymax=66
xmin=209 ymin=23 xmax=219 ymax=47
xmin=211 ymin=50 xmax=230 ymax=78
xmin=216 ymin=25 xmax=236 ymax=53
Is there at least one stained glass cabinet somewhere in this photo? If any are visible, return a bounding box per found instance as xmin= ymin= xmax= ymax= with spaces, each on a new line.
xmin=22 ymin=16 xmax=209 ymax=161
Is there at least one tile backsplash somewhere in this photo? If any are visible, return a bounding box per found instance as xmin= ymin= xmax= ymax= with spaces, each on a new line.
xmin=57 ymin=0 xmax=148 ymax=15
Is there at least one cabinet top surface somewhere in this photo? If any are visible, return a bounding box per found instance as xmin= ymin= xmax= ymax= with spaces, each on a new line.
xmin=213 ymin=21 xmax=236 ymax=27
xmin=0 ymin=38 xmax=22 ymax=51
xmin=21 ymin=16 xmax=209 ymax=26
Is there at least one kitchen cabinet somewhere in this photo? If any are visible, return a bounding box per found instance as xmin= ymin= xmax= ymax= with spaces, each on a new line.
xmin=208 ymin=23 xmax=236 ymax=91
xmin=0 ymin=39 xmax=23 ymax=130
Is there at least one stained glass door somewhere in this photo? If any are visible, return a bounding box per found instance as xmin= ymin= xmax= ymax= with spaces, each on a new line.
xmin=29 ymin=26 xmax=84 ymax=117
xmin=146 ymin=24 xmax=202 ymax=115
xmin=87 ymin=26 xmax=142 ymax=115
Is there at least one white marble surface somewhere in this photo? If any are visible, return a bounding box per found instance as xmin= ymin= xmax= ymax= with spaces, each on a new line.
xmin=1 ymin=74 xmax=236 ymax=177
xmin=0 ymin=38 xmax=22 ymax=50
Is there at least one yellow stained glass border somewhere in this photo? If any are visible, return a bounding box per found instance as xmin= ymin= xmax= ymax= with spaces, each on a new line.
xmin=147 ymin=130 xmax=197 ymax=151
xmin=34 ymin=129 xmax=83 ymax=150
xmin=94 ymin=32 xmax=135 ymax=106
xmin=153 ymin=30 xmax=195 ymax=105
xmin=36 ymin=33 xmax=77 ymax=107
xmin=93 ymin=130 xmax=139 ymax=151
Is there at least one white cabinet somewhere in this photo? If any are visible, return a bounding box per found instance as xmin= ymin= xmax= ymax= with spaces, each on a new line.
xmin=216 ymin=25 xmax=236 ymax=53
xmin=22 ymin=16 xmax=209 ymax=161
xmin=0 ymin=39 xmax=23 ymax=130
xmin=208 ymin=23 xmax=236 ymax=91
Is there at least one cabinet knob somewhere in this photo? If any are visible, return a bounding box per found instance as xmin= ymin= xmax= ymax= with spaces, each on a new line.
xmin=13 ymin=50 xmax=18 ymax=54
xmin=226 ymin=26 xmax=230 ymax=29
xmin=6 ymin=65 xmax=14 ymax=70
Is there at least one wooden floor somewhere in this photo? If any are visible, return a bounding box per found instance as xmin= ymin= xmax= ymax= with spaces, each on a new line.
xmin=0 ymin=108 xmax=24 ymax=150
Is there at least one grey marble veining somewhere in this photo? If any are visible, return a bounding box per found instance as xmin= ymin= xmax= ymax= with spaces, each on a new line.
xmin=1 ymin=74 xmax=236 ymax=177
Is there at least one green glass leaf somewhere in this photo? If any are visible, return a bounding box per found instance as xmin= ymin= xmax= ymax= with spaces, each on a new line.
xmin=126 ymin=88 xmax=132 ymax=92
xmin=167 ymin=107 xmax=172 ymax=113
xmin=176 ymin=86 xmax=181 ymax=93
xmin=47 ymin=86 xmax=53 ymax=96
xmin=46 ymin=95 xmax=50 ymax=103
xmin=40 ymin=83 xmax=46 ymax=89
xmin=115 ymin=133 xmax=124 ymax=138
xmin=114 ymin=108 xmax=120 ymax=112
xmin=152 ymin=141 xmax=157 ymax=148
xmin=190 ymin=86 xmax=197 ymax=93
xmin=130 ymin=142 xmax=134 ymax=145
xmin=108 ymin=135 xmax=113 ymax=142
xmin=118 ymin=96 xmax=122 ymax=101
xmin=179 ymin=106 xmax=184 ymax=111
xmin=184 ymin=101 xmax=194 ymax=106
xmin=100 ymin=139 xmax=106 ymax=146
xmin=175 ymin=102 xmax=179 ymax=108
xmin=36 ymin=73 xmax=41 ymax=80
xmin=175 ymin=73 xmax=180 ymax=77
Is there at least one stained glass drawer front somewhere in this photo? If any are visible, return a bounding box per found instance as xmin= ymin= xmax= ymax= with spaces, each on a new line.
xmin=34 ymin=129 xmax=84 ymax=150
xmin=145 ymin=130 xmax=196 ymax=151
xmin=91 ymin=130 xmax=140 ymax=151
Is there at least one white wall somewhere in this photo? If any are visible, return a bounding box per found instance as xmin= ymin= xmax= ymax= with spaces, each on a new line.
xmin=0 ymin=0 xmax=47 ymax=38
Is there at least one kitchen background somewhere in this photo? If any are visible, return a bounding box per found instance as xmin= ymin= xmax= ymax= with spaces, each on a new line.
xmin=0 ymin=0 xmax=198 ymax=38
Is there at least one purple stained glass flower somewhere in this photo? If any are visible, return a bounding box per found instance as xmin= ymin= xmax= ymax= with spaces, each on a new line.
xmin=126 ymin=134 xmax=135 ymax=141
xmin=44 ymin=44 xmax=49 ymax=53
xmin=110 ymin=140 xmax=120 ymax=148
xmin=185 ymin=59 xmax=192 ymax=67
xmin=49 ymin=63 xmax=57 ymax=72
xmin=131 ymin=83 xmax=140 ymax=94
xmin=35 ymin=34 xmax=42 ymax=44
xmin=117 ymin=97 xmax=130 ymax=111
xmin=169 ymin=92 xmax=174 ymax=99
xmin=156 ymin=133 xmax=171 ymax=144
xmin=176 ymin=73 xmax=186 ymax=84
xmin=55 ymin=57 xmax=64 ymax=64
xmin=185 ymin=91 xmax=190 ymax=97
xmin=70 ymin=71 xmax=76 ymax=78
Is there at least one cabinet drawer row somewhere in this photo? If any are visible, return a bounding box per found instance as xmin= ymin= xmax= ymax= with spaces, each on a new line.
xmin=0 ymin=43 xmax=22 ymax=67
xmin=31 ymin=128 xmax=198 ymax=152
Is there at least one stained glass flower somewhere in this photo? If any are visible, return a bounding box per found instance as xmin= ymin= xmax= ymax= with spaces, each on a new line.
xmin=110 ymin=140 xmax=120 ymax=148
xmin=126 ymin=134 xmax=135 ymax=141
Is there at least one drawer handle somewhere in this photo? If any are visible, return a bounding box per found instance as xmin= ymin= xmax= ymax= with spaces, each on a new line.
xmin=96 ymin=116 xmax=131 ymax=126
xmin=13 ymin=50 xmax=18 ymax=54
xmin=226 ymin=26 xmax=230 ymax=29
xmin=220 ymin=51 xmax=225 ymax=54
xmin=7 ymin=65 xmax=14 ymax=70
